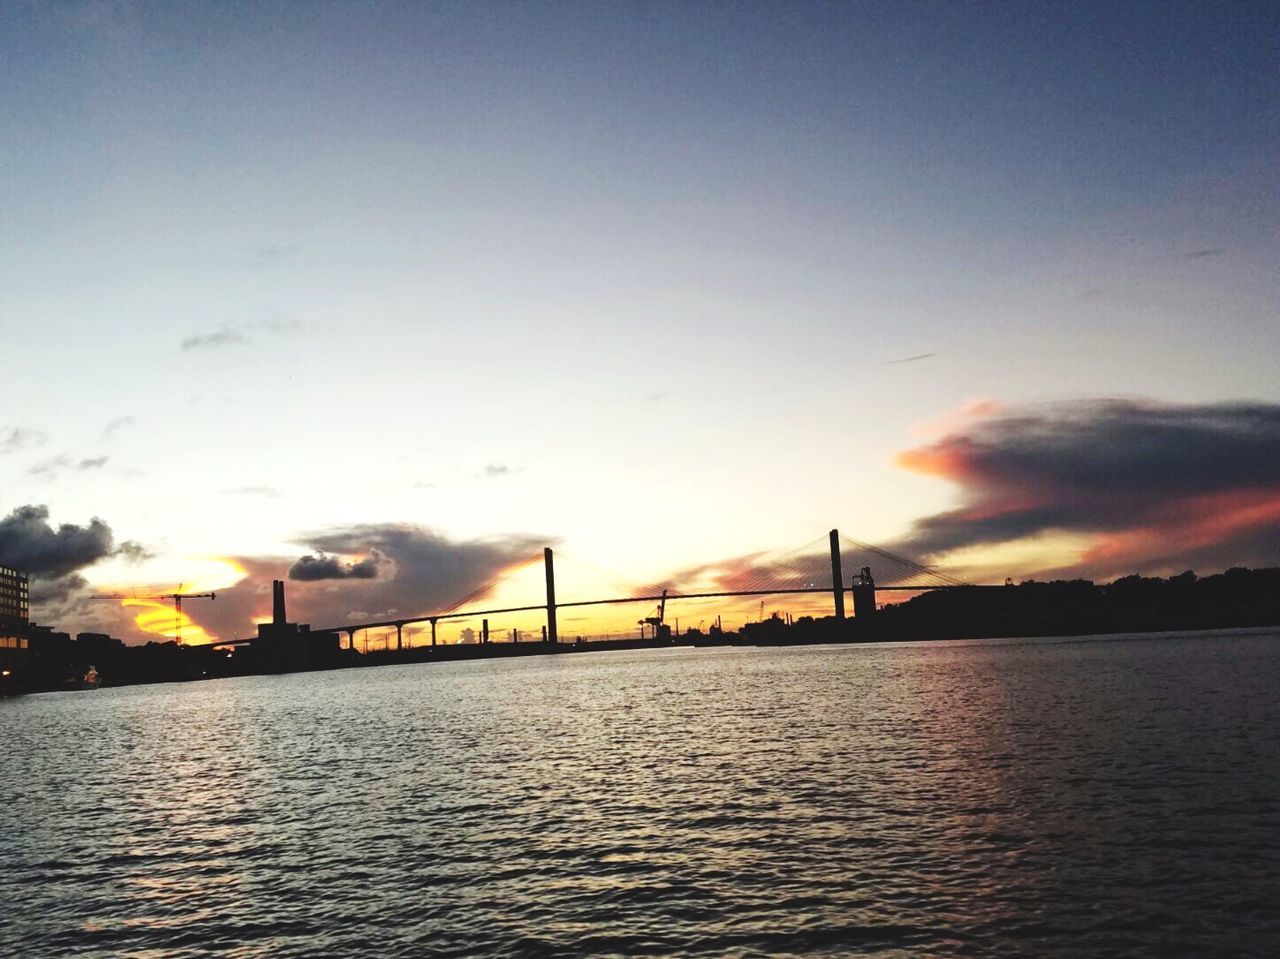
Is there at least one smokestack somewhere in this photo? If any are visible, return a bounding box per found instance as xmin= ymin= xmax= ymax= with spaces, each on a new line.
xmin=273 ymin=579 xmax=287 ymax=626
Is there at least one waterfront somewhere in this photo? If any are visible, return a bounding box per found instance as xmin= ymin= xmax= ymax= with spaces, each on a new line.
xmin=3 ymin=631 xmax=1279 ymax=958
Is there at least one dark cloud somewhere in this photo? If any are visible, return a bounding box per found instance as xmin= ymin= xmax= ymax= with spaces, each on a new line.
xmin=29 ymin=573 xmax=90 ymax=607
xmin=178 ymin=524 xmax=549 ymax=642
xmin=891 ymin=399 xmax=1280 ymax=577
xmin=289 ymin=551 xmax=384 ymax=581
xmin=1178 ymin=248 xmax=1226 ymax=259
xmin=78 ymin=456 xmax=109 ymax=470
xmin=887 ymin=352 xmax=940 ymax=365
xmin=181 ymin=328 xmax=249 ymax=351
xmin=114 ymin=540 xmax=155 ymax=564
xmin=2 ymin=427 xmax=47 ymax=454
xmin=0 ymin=505 xmax=115 ymax=581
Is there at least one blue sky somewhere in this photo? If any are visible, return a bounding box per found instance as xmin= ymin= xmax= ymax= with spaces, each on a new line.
xmin=2 ymin=1 xmax=1278 ymax=638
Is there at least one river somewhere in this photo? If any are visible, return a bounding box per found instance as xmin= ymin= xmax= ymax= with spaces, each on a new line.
xmin=3 ymin=630 xmax=1279 ymax=957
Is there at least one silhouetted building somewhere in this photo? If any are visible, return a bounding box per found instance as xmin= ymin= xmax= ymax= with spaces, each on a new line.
xmin=255 ymin=580 xmax=341 ymax=672
xmin=0 ymin=565 xmax=30 ymax=692
xmin=852 ymin=566 xmax=877 ymax=622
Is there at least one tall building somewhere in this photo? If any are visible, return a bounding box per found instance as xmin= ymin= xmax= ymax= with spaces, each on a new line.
xmin=0 ymin=565 xmax=30 ymax=690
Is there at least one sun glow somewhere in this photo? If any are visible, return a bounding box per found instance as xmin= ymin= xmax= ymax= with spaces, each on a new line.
xmin=122 ymin=598 xmax=216 ymax=645
xmin=107 ymin=557 xmax=248 ymax=644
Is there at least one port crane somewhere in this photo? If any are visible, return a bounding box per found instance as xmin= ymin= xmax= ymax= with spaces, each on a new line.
xmin=90 ymin=587 xmax=216 ymax=645
xmin=638 ymin=589 xmax=669 ymax=639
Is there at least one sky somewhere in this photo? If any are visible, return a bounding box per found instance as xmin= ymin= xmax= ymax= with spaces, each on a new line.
xmin=2 ymin=1 xmax=1278 ymax=643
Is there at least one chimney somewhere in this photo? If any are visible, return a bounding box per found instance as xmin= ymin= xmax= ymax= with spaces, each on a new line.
xmin=273 ymin=580 xmax=287 ymax=626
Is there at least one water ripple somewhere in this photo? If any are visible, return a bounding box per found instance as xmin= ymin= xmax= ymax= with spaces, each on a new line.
xmin=4 ymin=632 xmax=1280 ymax=957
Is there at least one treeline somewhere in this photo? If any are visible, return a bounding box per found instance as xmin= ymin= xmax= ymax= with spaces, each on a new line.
xmin=873 ymin=566 xmax=1280 ymax=641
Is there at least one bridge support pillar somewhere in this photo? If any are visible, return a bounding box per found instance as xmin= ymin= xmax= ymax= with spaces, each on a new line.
xmin=347 ymin=629 xmax=357 ymax=651
xmin=396 ymin=623 xmax=403 ymax=650
xmin=829 ymin=529 xmax=846 ymax=620
xmin=430 ymin=618 xmax=437 ymax=646
xmin=482 ymin=619 xmax=489 ymax=644
xmin=544 ymin=547 xmax=558 ymax=644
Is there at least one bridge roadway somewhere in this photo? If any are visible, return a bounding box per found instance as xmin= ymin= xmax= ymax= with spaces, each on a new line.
xmin=201 ymin=584 xmax=997 ymax=648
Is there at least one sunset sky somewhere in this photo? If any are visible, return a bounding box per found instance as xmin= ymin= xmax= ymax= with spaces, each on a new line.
xmin=2 ymin=2 xmax=1278 ymax=642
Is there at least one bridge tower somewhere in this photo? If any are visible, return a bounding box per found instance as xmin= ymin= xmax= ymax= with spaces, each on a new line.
xmin=544 ymin=547 xmax=558 ymax=644
xmin=829 ymin=529 xmax=845 ymax=620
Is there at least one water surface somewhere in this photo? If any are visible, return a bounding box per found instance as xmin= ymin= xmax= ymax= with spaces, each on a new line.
xmin=4 ymin=631 xmax=1279 ymax=957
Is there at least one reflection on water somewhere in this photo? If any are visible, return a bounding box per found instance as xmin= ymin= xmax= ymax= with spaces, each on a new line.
xmin=4 ymin=632 xmax=1280 ymax=957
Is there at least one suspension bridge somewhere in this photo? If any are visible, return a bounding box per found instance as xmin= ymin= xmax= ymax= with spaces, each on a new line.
xmin=199 ymin=530 xmax=983 ymax=655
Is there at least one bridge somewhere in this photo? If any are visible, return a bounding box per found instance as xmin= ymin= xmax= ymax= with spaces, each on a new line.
xmin=198 ymin=529 xmax=993 ymax=654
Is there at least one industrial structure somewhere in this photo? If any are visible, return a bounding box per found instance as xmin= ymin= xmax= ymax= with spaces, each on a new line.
xmin=253 ymin=580 xmax=342 ymax=672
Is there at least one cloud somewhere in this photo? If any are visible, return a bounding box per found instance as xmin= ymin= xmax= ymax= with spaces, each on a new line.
xmin=890 ymin=399 xmax=1280 ymax=578
xmin=2 ymin=427 xmax=47 ymax=454
xmin=887 ymin=352 xmax=940 ymax=365
xmin=28 ymin=455 xmax=70 ymax=477
xmin=0 ymin=505 xmax=115 ymax=581
xmin=174 ymin=524 xmax=549 ymax=642
xmin=102 ymin=416 xmax=136 ymax=437
xmin=26 ymin=454 xmax=108 ymax=479
xmin=181 ymin=328 xmax=249 ymax=351
xmin=253 ymin=243 xmax=300 ymax=264
xmin=28 ymin=573 xmax=90 ymax=607
xmin=1179 ymin=248 xmax=1226 ymax=259
xmin=221 ymin=485 xmax=283 ymax=498
xmin=180 ymin=314 xmax=304 ymax=352
xmin=114 ymin=540 xmax=154 ymax=564
xmin=289 ymin=551 xmax=385 ymax=581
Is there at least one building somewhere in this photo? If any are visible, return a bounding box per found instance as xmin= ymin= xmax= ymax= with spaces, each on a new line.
xmin=255 ymin=580 xmax=341 ymax=672
xmin=0 ymin=564 xmax=30 ymax=692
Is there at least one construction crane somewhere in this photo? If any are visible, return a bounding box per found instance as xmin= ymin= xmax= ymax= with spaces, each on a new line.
xmin=90 ymin=587 xmax=216 ymax=645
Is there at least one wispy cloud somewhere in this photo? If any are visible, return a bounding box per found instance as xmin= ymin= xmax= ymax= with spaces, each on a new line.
xmin=102 ymin=415 xmax=136 ymax=437
xmin=2 ymin=427 xmax=48 ymax=454
xmin=221 ymin=485 xmax=283 ymax=498
xmin=479 ymin=463 xmax=523 ymax=479
xmin=887 ymin=352 xmax=940 ymax=365
xmin=251 ymin=243 xmax=300 ymax=268
xmin=29 ymin=455 xmax=70 ymax=477
xmin=180 ymin=313 xmax=304 ymax=352
xmin=28 ymin=454 xmax=109 ymax=479
xmin=181 ymin=328 xmax=249 ymax=352
xmin=250 ymin=315 xmax=303 ymax=335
